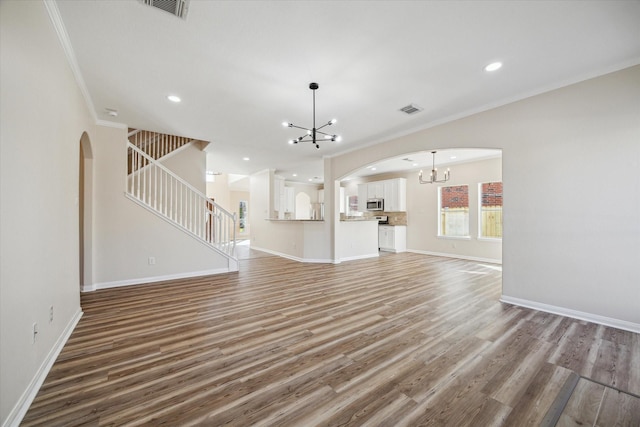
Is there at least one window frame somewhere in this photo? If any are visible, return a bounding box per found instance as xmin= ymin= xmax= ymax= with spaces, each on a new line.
xmin=437 ymin=184 xmax=470 ymax=239
xmin=477 ymin=181 xmax=503 ymax=241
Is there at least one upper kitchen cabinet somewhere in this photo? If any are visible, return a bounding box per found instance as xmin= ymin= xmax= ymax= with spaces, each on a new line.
xmin=273 ymin=175 xmax=285 ymax=217
xmin=367 ymin=182 xmax=384 ymax=199
xmin=384 ymin=178 xmax=406 ymax=212
xmin=272 ymin=175 xmax=295 ymax=218
xmin=358 ymin=178 xmax=406 ymax=212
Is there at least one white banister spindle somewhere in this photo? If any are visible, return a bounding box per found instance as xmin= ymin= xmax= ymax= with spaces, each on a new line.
xmin=125 ymin=140 xmax=236 ymax=259
xmin=135 ymin=151 xmax=139 ymax=198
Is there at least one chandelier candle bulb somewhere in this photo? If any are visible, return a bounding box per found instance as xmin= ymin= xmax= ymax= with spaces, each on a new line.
xmin=419 ymin=151 xmax=451 ymax=184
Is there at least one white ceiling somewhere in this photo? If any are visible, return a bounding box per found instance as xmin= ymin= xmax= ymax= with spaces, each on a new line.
xmin=56 ymin=1 xmax=640 ymax=183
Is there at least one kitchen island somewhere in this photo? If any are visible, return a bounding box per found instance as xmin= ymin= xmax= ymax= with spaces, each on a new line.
xmin=254 ymin=218 xmax=378 ymax=263
xmin=337 ymin=218 xmax=379 ymax=262
xmin=254 ymin=219 xmax=330 ymax=262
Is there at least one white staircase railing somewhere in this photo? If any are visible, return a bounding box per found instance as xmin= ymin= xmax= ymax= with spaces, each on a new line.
xmin=126 ymin=142 xmax=237 ymax=260
xmin=128 ymin=129 xmax=194 ymax=158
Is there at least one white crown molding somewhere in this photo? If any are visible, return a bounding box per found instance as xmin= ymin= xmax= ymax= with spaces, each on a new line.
xmin=329 ymin=57 xmax=640 ymax=160
xmin=44 ymin=0 xmax=97 ymax=123
xmin=2 ymin=309 xmax=83 ymax=427
xmin=96 ymin=119 xmax=128 ymax=129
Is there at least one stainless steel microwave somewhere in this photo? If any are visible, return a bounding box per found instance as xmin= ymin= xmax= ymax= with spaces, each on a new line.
xmin=367 ymin=198 xmax=384 ymax=211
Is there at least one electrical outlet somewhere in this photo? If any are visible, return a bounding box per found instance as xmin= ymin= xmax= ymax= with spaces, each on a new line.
xmin=148 ymin=256 xmax=156 ymax=265
xmin=33 ymin=322 xmax=38 ymax=343
xmin=49 ymin=305 xmax=54 ymax=323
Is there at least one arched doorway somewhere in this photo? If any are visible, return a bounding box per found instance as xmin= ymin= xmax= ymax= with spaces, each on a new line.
xmin=79 ymin=132 xmax=93 ymax=292
xmin=337 ymin=148 xmax=503 ymax=265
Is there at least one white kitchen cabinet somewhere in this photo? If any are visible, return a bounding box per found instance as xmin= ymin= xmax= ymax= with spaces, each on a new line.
xmin=367 ymin=182 xmax=384 ymax=199
xmin=378 ymin=225 xmax=407 ymax=252
xmin=273 ymin=175 xmax=285 ymax=217
xmin=284 ymin=186 xmax=295 ymax=214
xmin=272 ymin=176 xmax=295 ymax=218
xmin=383 ymin=178 xmax=406 ymax=212
xmin=358 ymin=178 xmax=407 ymax=212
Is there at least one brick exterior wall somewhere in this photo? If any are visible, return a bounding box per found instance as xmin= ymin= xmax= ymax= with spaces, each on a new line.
xmin=441 ymin=185 xmax=469 ymax=209
xmin=481 ymin=182 xmax=503 ymax=207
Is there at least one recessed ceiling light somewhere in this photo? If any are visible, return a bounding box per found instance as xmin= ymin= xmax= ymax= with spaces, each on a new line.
xmin=242 ymin=157 xmax=250 ymax=161
xmin=450 ymin=156 xmax=457 ymax=160
xmin=292 ymin=173 xmax=297 ymax=177
xmin=412 ymin=163 xmax=419 ymax=167
xmin=308 ymin=178 xmax=313 ymax=182
xmin=167 ymin=95 xmax=181 ymax=103
xmin=484 ymin=62 xmax=502 ymax=72
xmin=371 ymin=167 xmax=377 ymax=171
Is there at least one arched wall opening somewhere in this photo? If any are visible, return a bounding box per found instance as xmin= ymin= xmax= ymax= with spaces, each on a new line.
xmin=79 ymin=132 xmax=93 ymax=293
xmin=331 ymin=146 xmax=503 ymax=275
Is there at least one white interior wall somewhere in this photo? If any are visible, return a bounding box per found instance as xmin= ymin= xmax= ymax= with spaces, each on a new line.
xmin=287 ymin=181 xmax=321 ymax=220
xmin=328 ymin=65 xmax=640 ymax=327
xmin=91 ymin=126 xmax=231 ymax=288
xmin=0 ymin=1 xmax=94 ymax=423
xmin=249 ymin=170 xmax=272 ymax=250
xmin=161 ymin=144 xmax=207 ymax=192
xmin=206 ymin=173 xmax=231 ymax=211
xmin=405 ymin=157 xmax=502 ymax=262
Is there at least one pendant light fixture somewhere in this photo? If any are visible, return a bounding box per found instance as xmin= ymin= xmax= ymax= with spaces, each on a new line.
xmin=283 ymin=82 xmax=340 ymax=149
xmin=419 ymin=151 xmax=450 ymax=184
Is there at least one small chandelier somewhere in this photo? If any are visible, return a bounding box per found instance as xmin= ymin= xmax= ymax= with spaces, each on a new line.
xmin=419 ymin=151 xmax=450 ymax=184
xmin=283 ymin=82 xmax=340 ymax=149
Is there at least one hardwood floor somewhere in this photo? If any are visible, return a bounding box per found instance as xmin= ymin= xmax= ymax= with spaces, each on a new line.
xmin=22 ymin=253 xmax=640 ymax=426
xmin=557 ymin=378 xmax=640 ymax=426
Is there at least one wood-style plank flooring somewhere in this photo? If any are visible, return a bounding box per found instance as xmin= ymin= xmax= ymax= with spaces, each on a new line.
xmin=22 ymin=253 xmax=640 ymax=426
xmin=557 ymin=378 xmax=640 ymax=426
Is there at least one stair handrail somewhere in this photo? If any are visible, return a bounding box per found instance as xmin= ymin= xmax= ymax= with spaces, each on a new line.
xmin=126 ymin=141 xmax=236 ymax=257
xmin=127 ymin=129 xmax=195 ymax=164
xmin=127 ymin=142 xmax=211 ymax=198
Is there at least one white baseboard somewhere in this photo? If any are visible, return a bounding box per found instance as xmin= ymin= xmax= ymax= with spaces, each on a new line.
xmin=250 ymin=246 xmax=334 ymax=264
xmin=3 ymin=309 xmax=83 ymax=427
xmin=500 ymin=295 xmax=640 ymax=334
xmin=338 ymin=253 xmax=380 ymax=263
xmin=85 ymin=267 xmax=234 ymax=292
xmin=406 ymin=249 xmax=502 ymax=265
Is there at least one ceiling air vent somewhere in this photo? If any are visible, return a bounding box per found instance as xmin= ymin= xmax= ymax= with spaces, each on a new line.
xmin=399 ymin=104 xmax=423 ymax=115
xmin=139 ymin=0 xmax=190 ymax=20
